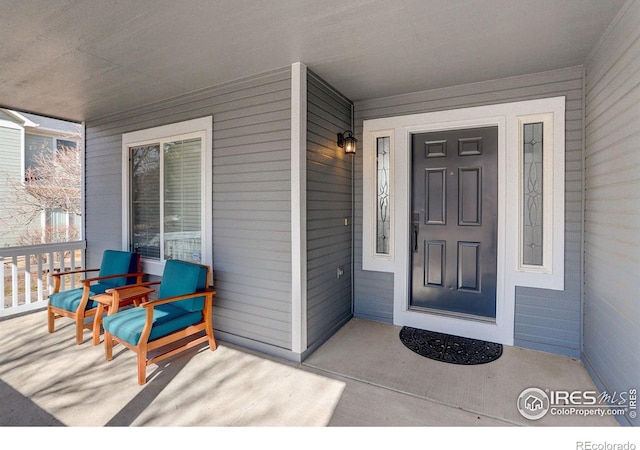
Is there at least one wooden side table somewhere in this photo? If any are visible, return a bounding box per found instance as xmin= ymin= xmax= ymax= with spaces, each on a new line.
xmin=91 ymin=285 xmax=155 ymax=345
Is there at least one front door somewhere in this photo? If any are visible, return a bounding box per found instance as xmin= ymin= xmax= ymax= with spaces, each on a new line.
xmin=410 ymin=126 xmax=498 ymax=320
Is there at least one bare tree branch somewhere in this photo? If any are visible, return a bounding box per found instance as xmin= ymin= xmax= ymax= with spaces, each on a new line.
xmin=1 ymin=144 xmax=81 ymax=243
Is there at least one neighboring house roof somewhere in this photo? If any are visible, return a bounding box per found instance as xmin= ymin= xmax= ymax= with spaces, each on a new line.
xmin=0 ymin=109 xmax=38 ymax=128
xmin=20 ymin=111 xmax=81 ymax=136
xmin=0 ymin=108 xmax=81 ymax=139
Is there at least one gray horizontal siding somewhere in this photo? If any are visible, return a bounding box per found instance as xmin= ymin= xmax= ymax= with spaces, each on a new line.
xmin=305 ymin=70 xmax=353 ymax=350
xmin=515 ymin=71 xmax=585 ymax=357
xmin=354 ymin=66 xmax=586 ymax=357
xmin=0 ymin=126 xmax=21 ymax=172
xmin=0 ymin=125 xmax=22 ymax=246
xmin=583 ymin=0 xmax=639 ymax=427
xmin=85 ymin=67 xmax=294 ymax=352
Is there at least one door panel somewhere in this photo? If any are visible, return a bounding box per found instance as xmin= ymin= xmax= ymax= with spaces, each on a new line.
xmin=425 ymin=240 xmax=445 ymax=287
xmin=425 ymin=168 xmax=446 ymax=224
xmin=410 ymin=127 xmax=498 ymax=319
xmin=457 ymin=241 xmax=480 ymax=291
xmin=458 ymin=168 xmax=481 ymax=225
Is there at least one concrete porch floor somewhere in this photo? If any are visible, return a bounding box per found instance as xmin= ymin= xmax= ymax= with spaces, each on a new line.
xmin=0 ymin=310 xmax=628 ymax=437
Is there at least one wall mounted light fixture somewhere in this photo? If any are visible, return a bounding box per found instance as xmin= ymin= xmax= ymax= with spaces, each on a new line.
xmin=337 ymin=130 xmax=357 ymax=154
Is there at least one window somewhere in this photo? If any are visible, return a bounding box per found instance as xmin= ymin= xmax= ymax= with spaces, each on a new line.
xmin=362 ymin=129 xmax=394 ymax=269
xmin=24 ymin=135 xmax=80 ymax=180
xmin=522 ymin=122 xmax=544 ymax=266
xmin=376 ymin=136 xmax=391 ymax=255
xmin=45 ymin=208 xmax=81 ymax=242
xmin=25 ymin=134 xmax=54 ymax=174
xmin=518 ymin=113 xmax=554 ymax=272
xmin=122 ymin=117 xmax=212 ymax=276
xmin=56 ymin=139 xmax=77 ymax=151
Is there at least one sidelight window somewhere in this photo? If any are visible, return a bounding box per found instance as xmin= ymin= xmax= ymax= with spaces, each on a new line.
xmin=518 ymin=113 xmax=553 ymax=272
xmin=376 ymin=136 xmax=391 ymax=255
xmin=522 ymin=122 xmax=544 ymax=266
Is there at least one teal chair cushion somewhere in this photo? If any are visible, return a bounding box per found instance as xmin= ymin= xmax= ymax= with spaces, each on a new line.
xmin=98 ymin=250 xmax=137 ymax=288
xmin=102 ymin=303 xmax=202 ymax=345
xmin=48 ymin=282 xmax=112 ymax=312
xmin=157 ymin=260 xmax=207 ymax=312
xmin=49 ymin=250 xmax=138 ymax=313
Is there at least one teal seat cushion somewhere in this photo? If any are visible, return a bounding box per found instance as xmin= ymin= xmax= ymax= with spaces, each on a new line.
xmin=157 ymin=260 xmax=207 ymax=312
xmin=102 ymin=303 xmax=202 ymax=345
xmin=99 ymin=250 xmax=137 ymax=288
xmin=48 ymin=282 xmax=111 ymax=312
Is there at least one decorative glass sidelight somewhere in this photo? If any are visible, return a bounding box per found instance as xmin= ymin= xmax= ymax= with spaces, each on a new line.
xmin=376 ymin=136 xmax=391 ymax=254
xmin=522 ymin=122 xmax=543 ymax=266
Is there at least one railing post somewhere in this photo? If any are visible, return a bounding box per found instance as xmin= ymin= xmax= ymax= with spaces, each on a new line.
xmin=37 ymin=253 xmax=44 ymax=302
xmin=48 ymin=250 xmax=55 ymax=294
xmin=0 ymin=256 xmax=5 ymax=311
xmin=70 ymin=249 xmax=77 ymax=289
xmin=11 ymin=256 xmax=19 ymax=308
xmin=25 ymin=254 xmax=32 ymax=305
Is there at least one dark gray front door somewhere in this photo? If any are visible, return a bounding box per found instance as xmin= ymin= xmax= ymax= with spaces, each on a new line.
xmin=410 ymin=126 xmax=498 ymax=319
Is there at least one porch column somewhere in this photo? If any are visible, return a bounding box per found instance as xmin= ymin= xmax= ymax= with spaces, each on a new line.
xmin=291 ymin=62 xmax=307 ymax=355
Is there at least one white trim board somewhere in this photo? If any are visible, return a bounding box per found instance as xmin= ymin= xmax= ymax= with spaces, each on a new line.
xmin=290 ymin=62 xmax=307 ymax=355
xmin=362 ymin=97 xmax=565 ymax=345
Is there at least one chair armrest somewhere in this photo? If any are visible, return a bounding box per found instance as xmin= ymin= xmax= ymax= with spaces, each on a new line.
xmin=137 ymin=289 xmax=216 ymax=348
xmin=83 ymin=272 xmax=146 ymax=285
xmin=50 ymin=268 xmax=100 ymax=293
xmin=50 ymin=268 xmax=99 ymax=278
xmin=141 ymin=289 xmax=216 ymax=308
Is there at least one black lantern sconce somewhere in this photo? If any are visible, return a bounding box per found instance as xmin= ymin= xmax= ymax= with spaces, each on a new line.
xmin=337 ymin=130 xmax=357 ymax=155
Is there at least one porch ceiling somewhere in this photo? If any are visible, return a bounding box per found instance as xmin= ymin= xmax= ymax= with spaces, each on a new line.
xmin=0 ymin=0 xmax=626 ymax=123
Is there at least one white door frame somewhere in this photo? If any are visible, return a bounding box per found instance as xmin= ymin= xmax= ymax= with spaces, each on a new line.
xmin=362 ymin=97 xmax=566 ymax=345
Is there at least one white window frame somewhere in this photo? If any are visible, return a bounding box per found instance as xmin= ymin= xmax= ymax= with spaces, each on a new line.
xmin=122 ymin=116 xmax=212 ymax=276
xmin=362 ymin=97 xmax=565 ymax=345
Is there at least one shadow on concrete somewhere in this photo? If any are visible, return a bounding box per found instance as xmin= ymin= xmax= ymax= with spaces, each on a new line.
xmin=0 ymin=378 xmax=64 ymax=426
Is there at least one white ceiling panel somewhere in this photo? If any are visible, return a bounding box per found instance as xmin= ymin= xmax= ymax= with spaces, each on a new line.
xmin=0 ymin=0 xmax=627 ymax=122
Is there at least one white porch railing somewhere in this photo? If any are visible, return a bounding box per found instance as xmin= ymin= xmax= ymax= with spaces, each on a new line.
xmin=0 ymin=240 xmax=87 ymax=318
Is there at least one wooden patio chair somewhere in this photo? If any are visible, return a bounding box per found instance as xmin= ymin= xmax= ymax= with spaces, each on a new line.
xmin=102 ymin=259 xmax=216 ymax=385
xmin=47 ymin=250 xmax=143 ymax=344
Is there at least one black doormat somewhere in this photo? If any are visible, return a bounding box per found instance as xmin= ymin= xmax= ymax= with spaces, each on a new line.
xmin=399 ymin=326 xmax=503 ymax=365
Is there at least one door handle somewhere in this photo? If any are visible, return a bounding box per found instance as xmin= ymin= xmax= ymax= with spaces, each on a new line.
xmin=411 ymin=223 xmax=419 ymax=253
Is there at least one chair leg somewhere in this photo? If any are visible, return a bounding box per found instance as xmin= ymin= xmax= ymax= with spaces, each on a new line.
xmin=75 ymin=318 xmax=84 ymax=345
xmin=47 ymin=307 xmax=55 ymax=333
xmin=105 ymin=332 xmax=113 ymax=361
xmin=92 ymin=304 xmax=105 ymax=346
xmin=206 ymin=325 xmax=217 ymax=351
xmin=137 ymin=351 xmax=147 ymax=385
xmin=204 ymin=311 xmax=216 ymax=351
xmin=207 ymin=332 xmax=217 ymax=351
